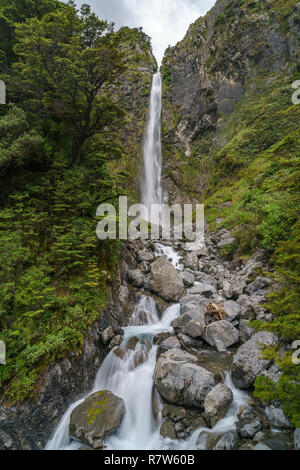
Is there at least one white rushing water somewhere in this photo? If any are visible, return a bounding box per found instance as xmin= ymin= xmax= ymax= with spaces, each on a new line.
xmin=141 ymin=72 xmax=163 ymax=224
xmin=46 ymin=286 xmax=248 ymax=450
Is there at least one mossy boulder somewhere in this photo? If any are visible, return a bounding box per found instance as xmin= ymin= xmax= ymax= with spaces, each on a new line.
xmin=69 ymin=390 xmax=125 ymax=448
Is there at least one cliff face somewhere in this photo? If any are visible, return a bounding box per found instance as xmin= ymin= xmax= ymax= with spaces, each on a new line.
xmin=161 ymin=0 xmax=300 ymax=203
xmin=109 ymin=27 xmax=157 ymax=201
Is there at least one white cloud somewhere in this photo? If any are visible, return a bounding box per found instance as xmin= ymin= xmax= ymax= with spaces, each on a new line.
xmin=71 ymin=0 xmax=217 ymax=65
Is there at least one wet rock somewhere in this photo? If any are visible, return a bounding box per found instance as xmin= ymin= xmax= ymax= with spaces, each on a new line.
xmin=238 ymin=417 xmax=262 ymax=439
xmin=253 ymin=431 xmax=265 ymax=444
xmin=180 ymin=271 xmax=195 ymax=287
xmin=160 ymin=418 xmax=177 ymax=440
xmin=69 ymin=390 xmax=125 ymax=448
xmin=204 ymin=383 xmax=233 ymax=427
xmin=206 ymin=431 xmax=238 ymax=450
xmin=113 ymin=337 xmax=139 ymax=360
xmin=265 ymin=405 xmax=292 ymax=429
xmin=108 ymin=335 xmax=123 ymax=350
xmin=149 ymin=257 xmax=185 ymax=302
xmin=127 ymin=269 xmax=145 ymax=288
xmin=154 ymin=349 xmax=215 ymax=408
xmin=231 ymin=332 xmax=278 ymax=389
xmin=203 ymin=320 xmax=240 ymax=351
xmin=189 ymin=283 xmax=217 ymax=298
xmin=100 ymin=327 xmax=115 ymax=346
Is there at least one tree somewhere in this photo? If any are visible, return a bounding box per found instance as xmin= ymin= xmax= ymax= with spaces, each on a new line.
xmin=13 ymin=3 xmax=126 ymax=165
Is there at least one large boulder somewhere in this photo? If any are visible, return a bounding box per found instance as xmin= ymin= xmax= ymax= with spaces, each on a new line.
xmin=171 ymin=304 xmax=206 ymax=338
xmin=149 ymin=257 xmax=185 ymax=302
xmin=137 ymin=250 xmax=155 ymax=262
xmin=204 ymin=383 xmax=233 ymax=427
xmin=203 ymin=320 xmax=240 ymax=352
xmin=180 ymin=271 xmax=195 ymax=287
xmin=231 ymin=332 xmax=278 ymax=389
xmin=69 ymin=390 xmax=125 ymax=448
xmin=154 ymin=349 xmax=215 ymax=408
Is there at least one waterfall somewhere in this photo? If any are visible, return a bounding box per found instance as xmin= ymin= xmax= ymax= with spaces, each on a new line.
xmin=141 ymin=72 xmax=163 ymax=223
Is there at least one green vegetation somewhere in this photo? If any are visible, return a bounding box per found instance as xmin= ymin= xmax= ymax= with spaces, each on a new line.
xmin=0 ymin=0 xmax=153 ymax=402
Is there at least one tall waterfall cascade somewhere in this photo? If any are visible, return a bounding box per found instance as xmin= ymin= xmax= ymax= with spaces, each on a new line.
xmin=141 ymin=72 xmax=163 ymax=223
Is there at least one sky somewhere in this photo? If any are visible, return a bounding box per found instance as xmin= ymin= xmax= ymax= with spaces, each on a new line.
xmin=70 ymin=0 xmax=217 ymax=64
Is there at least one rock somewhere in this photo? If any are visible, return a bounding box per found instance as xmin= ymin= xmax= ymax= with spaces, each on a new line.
xmin=217 ymin=238 xmax=237 ymax=249
xmin=261 ymin=438 xmax=289 ymax=451
xmin=184 ymin=253 xmax=199 ymax=271
xmin=206 ymin=431 xmax=238 ymax=450
xmin=253 ymin=431 xmax=265 ymax=444
xmin=223 ymin=280 xmax=233 ymax=299
xmin=137 ymin=250 xmax=155 ymax=262
xmin=177 ymin=333 xmax=204 ymax=350
xmin=238 ymin=295 xmax=255 ymax=319
xmin=294 ymin=429 xmax=300 ymax=450
xmin=203 ymin=320 xmax=240 ymax=351
xmin=204 ymin=383 xmax=233 ymax=427
xmin=189 ymin=282 xmax=217 ymax=298
xmin=108 ymin=335 xmax=123 ymax=350
xmin=160 ymin=418 xmax=177 ymax=440
xmin=113 ymin=337 xmax=139 ymax=360
xmin=265 ymin=406 xmax=292 ymax=429
xmin=180 ymin=271 xmax=195 ymax=287
xmin=118 ymin=285 xmax=129 ymax=304
xmin=159 ymin=336 xmax=181 ymax=354
xmin=239 ymin=419 xmax=261 ymax=438
xmin=223 ymin=300 xmax=241 ymax=322
xmin=69 ymin=391 xmax=125 ymax=447
xmin=171 ymin=304 xmax=206 ymax=339
xmin=100 ymin=327 xmax=115 ymax=346
xmin=154 ymin=349 xmax=215 ymax=408
xmin=254 ymin=442 xmax=271 ymax=450
xmin=149 ymin=257 xmax=185 ymax=302
xmin=127 ymin=269 xmax=145 ymax=288
xmin=245 ymin=277 xmax=271 ymax=295
xmin=239 ymin=319 xmax=255 ymax=343
xmin=231 ymin=332 xmax=278 ymax=389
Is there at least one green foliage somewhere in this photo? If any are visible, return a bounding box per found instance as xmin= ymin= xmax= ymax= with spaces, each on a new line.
xmin=11 ymin=2 xmax=125 ymax=165
xmin=0 ymin=0 xmax=154 ymax=403
xmin=0 ymin=106 xmax=47 ymax=171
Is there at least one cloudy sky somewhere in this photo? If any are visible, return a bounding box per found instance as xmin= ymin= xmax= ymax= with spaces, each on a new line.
xmin=70 ymin=0 xmax=217 ymax=64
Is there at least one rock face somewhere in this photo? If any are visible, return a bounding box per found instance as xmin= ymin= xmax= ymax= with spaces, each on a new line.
xmin=149 ymin=257 xmax=185 ymax=302
xmin=231 ymin=332 xmax=278 ymax=389
xmin=69 ymin=391 xmax=125 ymax=447
xmin=161 ymin=0 xmax=298 ymax=202
xmin=204 ymin=383 xmax=233 ymax=427
xmin=154 ymin=349 xmax=215 ymax=408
